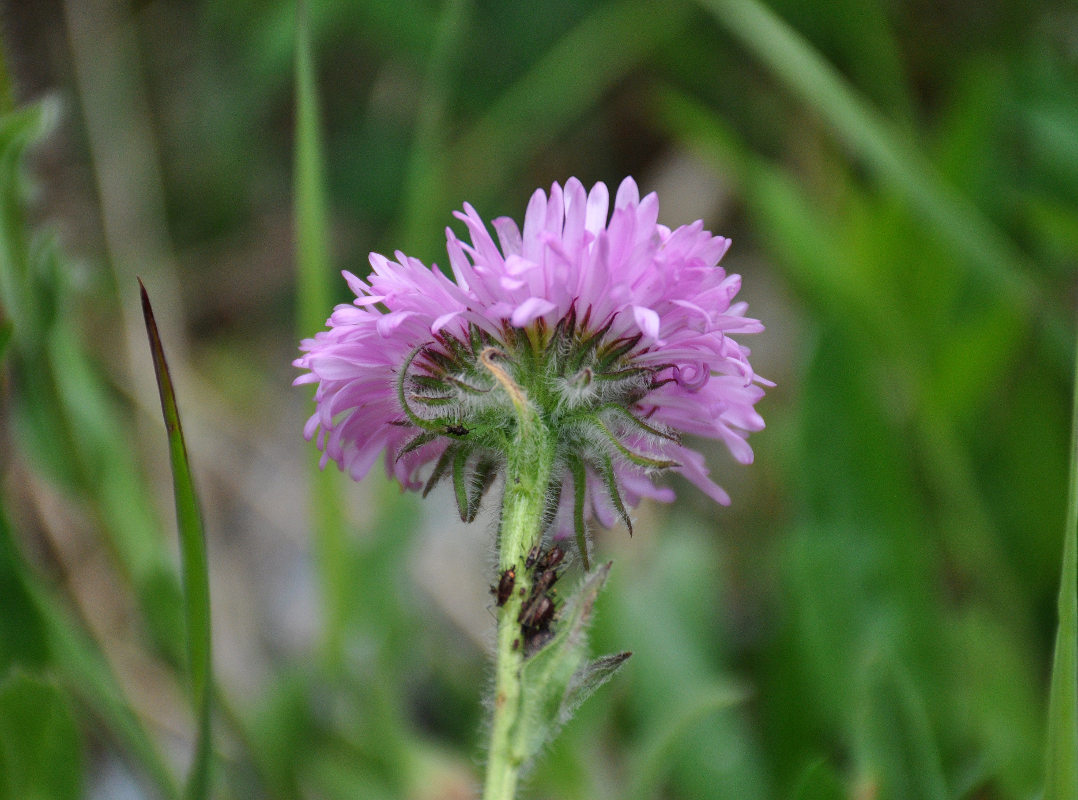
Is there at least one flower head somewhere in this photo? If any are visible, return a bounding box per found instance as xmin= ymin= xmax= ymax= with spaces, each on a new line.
xmin=295 ymin=177 xmax=768 ymax=555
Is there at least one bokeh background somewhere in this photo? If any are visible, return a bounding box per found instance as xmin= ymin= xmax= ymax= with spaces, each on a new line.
xmin=1 ymin=0 xmax=1077 ymax=798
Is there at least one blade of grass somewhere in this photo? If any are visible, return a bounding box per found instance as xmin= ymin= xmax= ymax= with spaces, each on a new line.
xmin=0 ymin=101 xmax=186 ymax=658
xmin=624 ymin=682 xmax=748 ymax=800
xmin=0 ymin=483 xmax=180 ymax=797
xmin=35 ymin=585 xmax=182 ymax=799
xmin=0 ymin=673 xmax=83 ymax=800
xmin=139 ymin=281 xmax=212 ymax=800
xmin=448 ymin=0 xmax=692 ymax=205
xmin=854 ymin=655 xmax=949 ymax=800
xmin=294 ymin=0 xmax=331 ymax=339
xmin=1044 ymin=326 xmax=1078 ymax=799
xmin=293 ymin=0 xmax=350 ymax=668
xmin=696 ymin=0 xmax=1068 ymax=364
xmin=0 ymin=29 xmax=12 ymax=116
xmin=652 ymin=84 xmax=1034 ymax=622
xmin=0 ymin=318 xmax=10 ymax=362
xmin=397 ymin=0 xmax=468 ymax=259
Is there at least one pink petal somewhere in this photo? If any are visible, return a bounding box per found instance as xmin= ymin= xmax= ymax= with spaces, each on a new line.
xmin=511 ymin=297 xmax=557 ymax=327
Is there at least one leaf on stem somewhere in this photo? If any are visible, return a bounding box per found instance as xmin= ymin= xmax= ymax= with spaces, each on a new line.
xmin=516 ymin=562 xmax=629 ymax=763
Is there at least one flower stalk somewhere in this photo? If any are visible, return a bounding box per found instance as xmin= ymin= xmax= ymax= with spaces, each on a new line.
xmin=483 ymin=369 xmax=557 ymax=800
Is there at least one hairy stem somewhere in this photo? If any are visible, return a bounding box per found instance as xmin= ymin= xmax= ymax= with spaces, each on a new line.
xmin=482 ymin=386 xmax=556 ymax=800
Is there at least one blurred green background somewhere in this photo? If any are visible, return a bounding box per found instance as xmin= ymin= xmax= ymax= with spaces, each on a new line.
xmin=1 ymin=0 xmax=1077 ymax=798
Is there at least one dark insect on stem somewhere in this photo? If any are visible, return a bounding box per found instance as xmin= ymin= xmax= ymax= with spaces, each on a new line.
xmin=444 ymin=423 xmax=470 ymax=437
xmin=529 ymin=567 xmax=559 ymax=599
xmin=516 ymin=543 xmax=567 ymax=655
xmin=492 ymin=567 xmax=516 ymax=607
xmin=518 ymin=593 xmax=555 ymax=631
xmin=540 ymin=545 xmax=565 ymax=571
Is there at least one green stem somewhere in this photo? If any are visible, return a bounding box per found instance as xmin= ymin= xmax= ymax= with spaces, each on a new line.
xmin=482 ymin=398 xmax=556 ymax=800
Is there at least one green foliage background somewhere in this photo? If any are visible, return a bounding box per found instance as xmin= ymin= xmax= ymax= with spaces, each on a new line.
xmin=0 ymin=0 xmax=1076 ymax=798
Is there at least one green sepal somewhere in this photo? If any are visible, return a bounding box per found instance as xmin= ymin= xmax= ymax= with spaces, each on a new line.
xmin=595 ymin=451 xmax=633 ymax=536
xmin=467 ymin=457 xmax=499 ymax=523
xmin=598 ymin=403 xmax=681 ymax=444
xmin=410 ymin=392 xmax=457 ymax=408
xmin=591 ymin=365 xmax=653 ymax=385
xmin=422 ymin=443 xmax=457 ymax=497
xmin=540 ymin=474 xmax=564 ymax=536
xmin=396 ymin=430 xmax=438 ymax=461
xmin=397 ymin=346 xmax=453 ymax=433
xmin=596 ymin=331 xmax=643 ymax=369
xmin=516 ymin=562 xmax=628 ymax=763
xmin=594 ymin=417 xmax=680 ymax=470
xmin=467 ymin=322 xmax=486 ymax=356
xmin=567 ymin=453 xmax=591 ymax=571
xmin=410 ymin=374 xmax=451 ymax=392
xmin=551 ymin=302 xmax=579 ymax=346
xmin=446 ymin=374 xmax=491 ymax=395
xmin=568 ymin=315 xmax=616 ymax=371
xmin=438 ymin=329 xmax=474 ymax=365
xmin=416 ymin=343 xmax=456 ymax=374
xmin=451 ymin=446 xmax=470 ymax=521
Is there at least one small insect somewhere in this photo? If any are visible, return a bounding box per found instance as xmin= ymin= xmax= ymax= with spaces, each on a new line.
xmin=492 ymin=567 xmax=516 ymax=607
xmin=518 ymin=593 xmax=555 ymax=631
xmin=541 ymin=545 xmax=565 ymax=571
xmin=444 ymin=423 xmax=470 ymax=436
xmin=529 ymin=568 xmax=559 ymax=599
xmin=525 ymin=545 xmax=542 ymax=570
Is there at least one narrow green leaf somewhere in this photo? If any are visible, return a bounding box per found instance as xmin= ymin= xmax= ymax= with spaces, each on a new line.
xmin=293 ymin=0 xmax=351 ymax=669
xmin=0 ymin=100 xmax=60 ymax=350
xmin=1044 ymin=328 xmax=1078 ymax=800
xmin=597 ymin=403 xmax=680 ymax=444
xmin=854 ymin=656 xmax=948 ymax=800
xmin=139 ymin=281 xmax=213 ymax=800
xmin=33 ymin=584 xmax=180 ymax=799
xmin=0 ymin=28 xmax=14 ymax=116
xmin=696 ymin=0 xmax=1041 ymax=321
xmin=562 ymin=651 xmax=631 ymax=722
xmin=0 ymin=319 xmax=11 ymax=363
xmin=624 ymin=682 xmax=749 ymax=800
xmin=0 ymin=674 xmax=82 ymax=800
xmin=397 ymin=0 xmax=467 ymax=256
xmin=449 ymin=0 xmax=692 ymax=203
xmin=0 ymin=497 xmax=48 ymax=673
xmin=293 ymin=0 xmax=331 ymax=336
xmin=791 ymin=760 xmax=846 ymax=800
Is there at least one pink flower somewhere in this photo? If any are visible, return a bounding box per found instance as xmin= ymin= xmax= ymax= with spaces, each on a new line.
xmin=295 ymin=177 xmax=768 ymax=546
